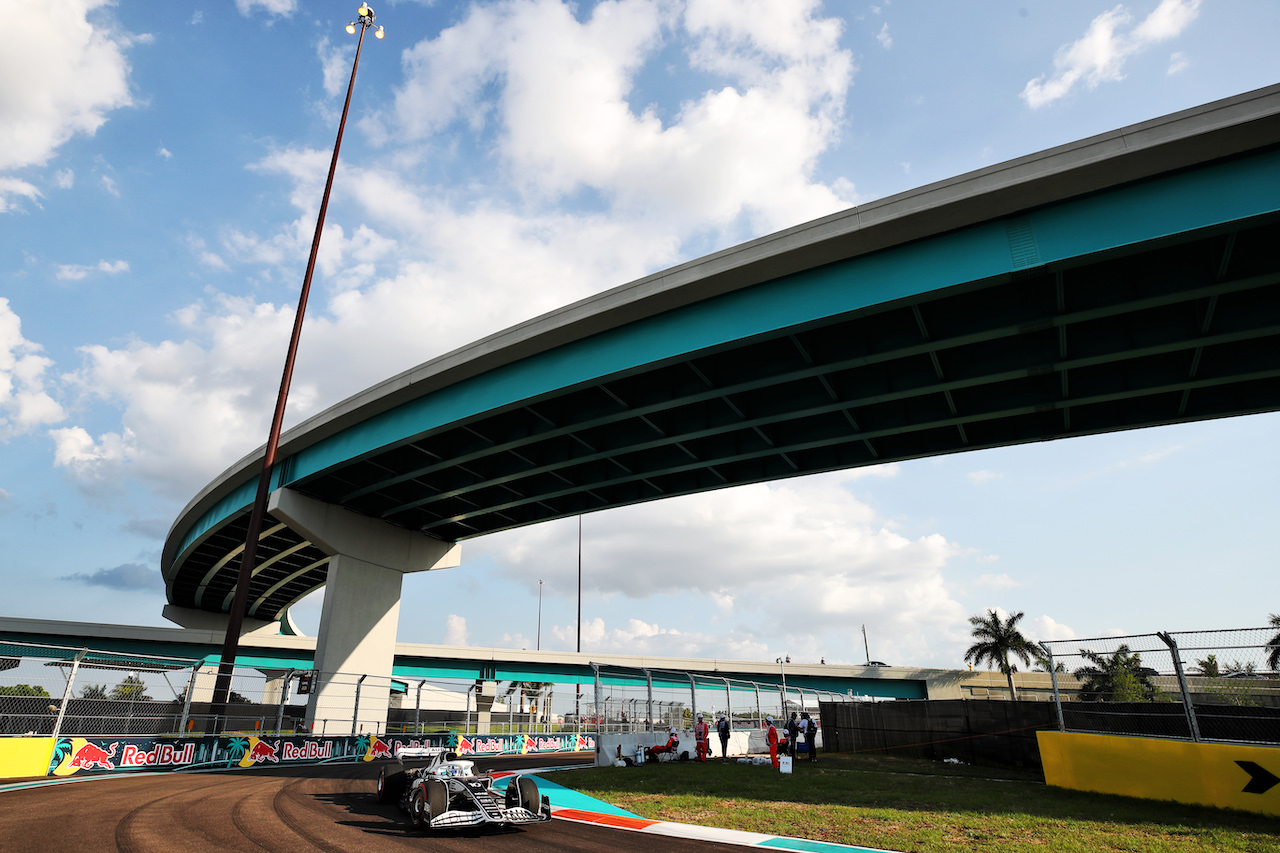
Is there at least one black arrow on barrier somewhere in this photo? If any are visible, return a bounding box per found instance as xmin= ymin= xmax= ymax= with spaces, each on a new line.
xmin=1236 ymin=761 xmax=1280 ymax=795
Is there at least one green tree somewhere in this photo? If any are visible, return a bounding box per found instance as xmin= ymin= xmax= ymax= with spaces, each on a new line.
xmin=110 ymin=674 xmax=151 ymax=701
xmin=80 ymin=684 xmax=108 ymax=700
xmin=1224 ymin=660 xmax=1257 ymax=676
xmin=1072 ymin=646 xmax=1159 ymax=702
xmin=1267 ymin=613 xmax=1280 ymax=671
xmin=0 ymin=684 xmax=52 ymax=698
xmin=964 ymin=610 xmax=1043 ymax=701
xmin=1193 ymin=655 xmax=1221 ymax=677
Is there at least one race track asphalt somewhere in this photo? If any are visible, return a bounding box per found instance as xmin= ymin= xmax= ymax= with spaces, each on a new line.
xmin=0 ymin=754 xmax=753 ymax=853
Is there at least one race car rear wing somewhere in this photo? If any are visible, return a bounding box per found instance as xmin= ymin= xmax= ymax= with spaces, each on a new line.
xmin=393 ymin=745 xmax=451 ymax=764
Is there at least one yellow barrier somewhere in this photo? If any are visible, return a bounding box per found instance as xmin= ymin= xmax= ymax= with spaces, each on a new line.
xmin=1038 ymin=731 xmax=1280 ymax=817
xmin=0 ymin=738 xmax=54 ymax=779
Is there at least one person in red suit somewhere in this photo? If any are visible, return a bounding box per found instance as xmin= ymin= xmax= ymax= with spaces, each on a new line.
xmin=647 ymin=727 xmax=680 ymax=761
xmin=765 ymin=716 xmax=779 ymax=768
xmin=694 ymin=715 xmax=709 ymax=762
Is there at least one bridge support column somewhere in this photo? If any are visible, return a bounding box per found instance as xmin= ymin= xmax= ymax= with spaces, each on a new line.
xmin=268 ymin=488 xmax=461 ymax=735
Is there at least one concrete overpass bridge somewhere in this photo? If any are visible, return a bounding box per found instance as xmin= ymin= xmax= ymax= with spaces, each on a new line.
xmin=161 ymin=85 xmax=1280 ymax=728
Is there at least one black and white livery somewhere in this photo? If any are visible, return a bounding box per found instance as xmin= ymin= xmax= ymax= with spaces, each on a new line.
xmin=376 ymin=746 xmax=552 ymax=831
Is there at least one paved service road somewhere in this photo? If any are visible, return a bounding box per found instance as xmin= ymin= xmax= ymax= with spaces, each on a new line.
xmin=1 ymin=755 xmax=744 ymax=853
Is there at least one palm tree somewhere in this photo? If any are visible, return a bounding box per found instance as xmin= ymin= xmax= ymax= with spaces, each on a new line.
xmin=964 ymin=609 xmax=1043 ymax=701
xmin=1072 ymin=645 xmax=1159 ymax=702
xmin=1266 ymin=613 xmax=1280 ymax=671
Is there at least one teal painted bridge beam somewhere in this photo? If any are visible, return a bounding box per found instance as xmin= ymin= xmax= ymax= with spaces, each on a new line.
xmin=162 ymin=85 xmax=1280 ymax=624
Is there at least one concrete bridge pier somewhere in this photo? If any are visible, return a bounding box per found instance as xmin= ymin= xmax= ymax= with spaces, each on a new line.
xmin=267 ymin=489 xmax=461 ymax=734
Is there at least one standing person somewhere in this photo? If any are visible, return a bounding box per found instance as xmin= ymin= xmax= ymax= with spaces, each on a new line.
xmin=785 ymin=711 xmax=800 ymax=758
xmin=765 ymin=716 xmax=779 ymax=768
xmin=716 ymin=714 xmax=731 ymax=761
xmin=801 ymin=712 xmax=818 ymax=762
xmin=694 ymin=715 xmax=709 ymax=762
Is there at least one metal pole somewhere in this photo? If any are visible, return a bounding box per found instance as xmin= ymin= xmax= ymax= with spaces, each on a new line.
xmin=1158 ymin=632 xmax=1201 ymax=742
xmin=687 ymin=672 xmax=697 ymax=732
xmin=466 ymin=683 xmax=475 ymax=735
xmin=754 ymin=684 xmax=761 ymax=727
xmin=276 ymin=669 xmax=294 ymax=735
xmin=352 ymin=674 xmax=366 ymax=736
xmin=1041 ymin=642 xmax=1065 ymax=733
xmin=591 ymin=663 xmax=602 ymax=747
xmin=537 ymin=580 xmax=543 ymax=651
xmin=52 ymin=650 xmax=86 ymax=741
xmin=415 ymin=680 xmax=424 ymax=734
xmin=179 ymin=662 xmax=199 ymax=735
xmin=211 ymin=6 xmax=380 ymax=719
xmin=576 ymin=516 xmax=582 ymax=655
xmin=644 ymin=668 xmax=653 ymax=733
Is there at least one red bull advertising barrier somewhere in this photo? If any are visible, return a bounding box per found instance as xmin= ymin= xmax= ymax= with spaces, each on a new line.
xmin=13 ymin=730 xmax=597 ymax=779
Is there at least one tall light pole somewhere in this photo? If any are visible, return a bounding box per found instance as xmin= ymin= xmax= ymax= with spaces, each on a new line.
xmin=210 ymin=5 xmax=384 ymax=720
xmin=536 ymin=579 xmax=543 ymax=651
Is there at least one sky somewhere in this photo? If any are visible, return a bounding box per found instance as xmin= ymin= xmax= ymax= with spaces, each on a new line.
xmin=1 ymin=0 xmax=1277 ymax=671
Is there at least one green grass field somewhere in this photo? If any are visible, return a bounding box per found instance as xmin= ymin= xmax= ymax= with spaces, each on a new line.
xmin=550 ymin=753 xmax=1280 ymax=852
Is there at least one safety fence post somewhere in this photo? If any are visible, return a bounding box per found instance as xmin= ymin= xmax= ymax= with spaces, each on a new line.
xmin=721 ymin=677 xmax=731 ymax=732
xmin=51 ymin=649 xmax=86 ymax=741
xmin=1041 ymin=642 xmax=1065 ymax=732
xmin=592 ymin=663 xmax=602 ymax=743
xmin=352 ymin=674 xmax=366 ymax=736
xmin=276 ymin=669 xmax=294 ymax=735
xmin=179 ymin=661 xmax=200 ymax=735
xmin=643 ymin=668 xmax=653 ymax=733
xmin=414 ymin=680 xmax=424 ymax=734
xmin=1158 ymin=631 xmax=1202 ymax=742
xmin=687 ymin=672 xmax=697 ymax=731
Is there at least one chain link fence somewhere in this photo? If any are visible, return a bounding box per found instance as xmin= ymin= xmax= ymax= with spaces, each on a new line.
xmin=1 ymin=640 xmax=594 ymax=740
xmin=588 ymin=663 xmax=850 ymax=735
xmin=1040 ymin=626 xmax=1280 ymax=745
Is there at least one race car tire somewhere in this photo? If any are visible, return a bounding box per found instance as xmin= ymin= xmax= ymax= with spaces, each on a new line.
xmin=377 ymin=768 xmax=407 ymax=804
xmin=409 ymin=786 xmax=428 ymax=830
xmin=516 ymin=776 xmax=539 ymax=811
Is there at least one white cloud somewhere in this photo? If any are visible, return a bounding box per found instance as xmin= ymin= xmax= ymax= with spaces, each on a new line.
xmin=235 ymin=0 xmax=297 ymax=17
xmin=0 ymin=299 xmax=66 ymax=438
xmin=479 ymin=470 xmax=965 ymax=663
xmin=967 ymin=469 xmax=1002 ymax=484
xmin=1167 ymin=51 xmax=1189 ymax=75
xmin=54 ymin=169 xmax=75 ymax=189
xmin=1021 ymin=0 xmax=1201 ymax=109
xmin=553 ymin=616 xmax=771 ymax=660
xmin=1029 ymin=614 xmax=1076 ymax=643
xmin=976 ymin=572 xmax=1019 ymax=590
xmin=101 ymin=174 xmax=120 ymax=196
xmin=444 ymin=614 xmax=470 ymax=646
xmin=0 ymin=178 xmax=41 ymax=213
xmin=381 ymin=0 xmax=857 ymax=235
xmin=0 ymin=0 xmax=134 ymax=175
xmin=54 ymin=259 xmax=130 ymax=281
xmin=157 ymin=146 xmax=172 ymax=159
xmin=876 ymin=22 xmax=893 ymax=49
xmin=316 ymin=38 xmax=353 ymax=99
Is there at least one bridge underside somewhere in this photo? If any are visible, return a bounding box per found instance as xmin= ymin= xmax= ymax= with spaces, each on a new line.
xmin=170 ymin=208 xmax=1279 ymax=623
xmin=164 ymin=85 xmax=1280 ymax=625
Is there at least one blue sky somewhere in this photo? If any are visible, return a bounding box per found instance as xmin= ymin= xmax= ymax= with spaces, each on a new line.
xmin=1 ymin=0 xmax=1277 ymax=668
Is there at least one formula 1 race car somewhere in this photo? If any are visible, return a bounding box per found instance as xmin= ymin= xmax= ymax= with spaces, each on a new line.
xmin=376 ymin=746 xmax=551 ymax=832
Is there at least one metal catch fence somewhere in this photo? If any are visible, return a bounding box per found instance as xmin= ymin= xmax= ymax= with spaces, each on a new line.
xmin=0 ymin=640 xmax=594 ymax=739
xmin=1040 ymin=625 xmax=1280 ymax=745
xmin=587 ymin=663 xmax=851 ymax=735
